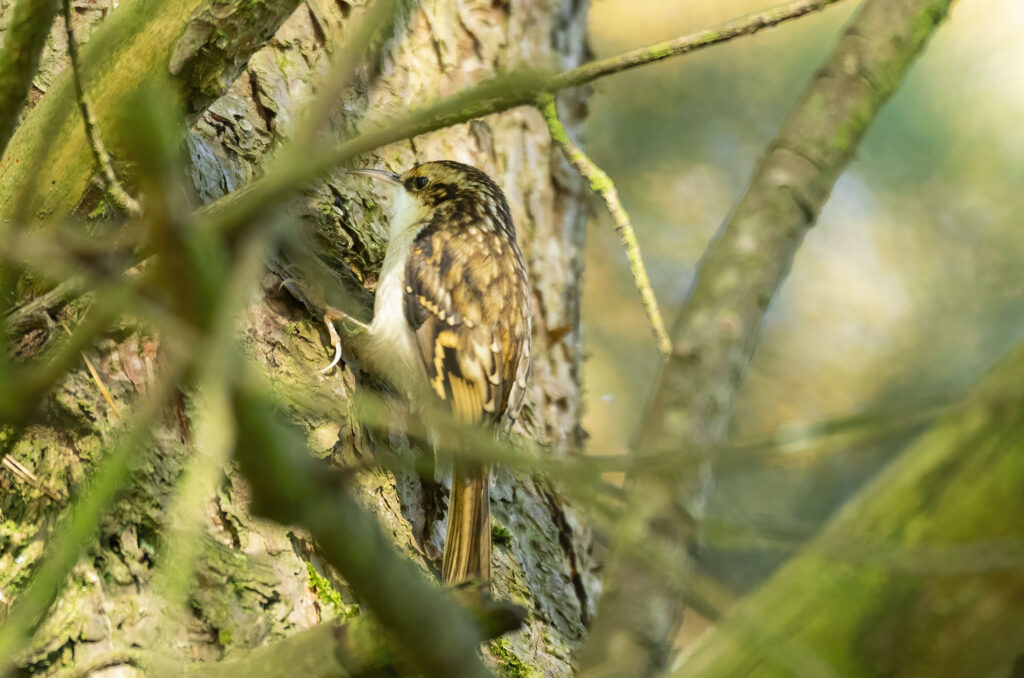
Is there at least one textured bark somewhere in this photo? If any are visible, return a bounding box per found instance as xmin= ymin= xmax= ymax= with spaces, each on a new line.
xmin=0 ymin=1 xmax=594 ymax=676
xmin=675 ymin=340 xmax=1024 ymax=678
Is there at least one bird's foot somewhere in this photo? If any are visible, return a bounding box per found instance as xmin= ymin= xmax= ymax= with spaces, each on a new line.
xmin=277 ymin=274 xmax=369 ymax=374
xmin=319 ymin=307 xmax=370 ymax=373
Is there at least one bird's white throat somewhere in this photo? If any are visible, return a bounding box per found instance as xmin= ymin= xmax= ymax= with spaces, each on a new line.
xmin=367 ymin=187 xmax=429 ymax=391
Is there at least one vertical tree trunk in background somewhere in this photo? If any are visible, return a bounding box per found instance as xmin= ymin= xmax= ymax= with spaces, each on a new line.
xmin=0 ymin=1 xmax=597 ymax=675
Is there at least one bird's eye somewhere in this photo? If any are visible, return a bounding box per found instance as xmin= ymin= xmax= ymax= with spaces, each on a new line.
xmin=412 ymin=176 xmax=430 ymax=190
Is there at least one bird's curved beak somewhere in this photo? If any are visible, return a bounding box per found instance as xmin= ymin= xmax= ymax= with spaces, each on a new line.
xmin=347 ymin=168 xmax=402 ymax=185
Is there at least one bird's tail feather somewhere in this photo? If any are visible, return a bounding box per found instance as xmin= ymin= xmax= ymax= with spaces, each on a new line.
xmin=442 ymin=462 xmax=490 ymax=584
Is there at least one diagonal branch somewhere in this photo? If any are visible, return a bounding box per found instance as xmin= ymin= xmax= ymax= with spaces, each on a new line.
xmin=200 ymin=0 xmax=853 ymax=237
xmin=0 ymin=0 xmax=60 ymax=158
xmin=539 ymin=93 xmax=671 ymax=357
xmin=231 ymin=380 xmax=496 ymax=678
xmin=0 ymin=0 xmax=856 ymax=362
xmin=576 ymin=0 xmax=958 ymax=675
xmin=0 ymin=0 xmax=305 ymax=222
xmin=0 ymin=0 xmax=852 ymax=227
xmin=549 ymin=0 xmax=849 ymax=92
xmin=0 ymin=0 xmax=854 ymax=339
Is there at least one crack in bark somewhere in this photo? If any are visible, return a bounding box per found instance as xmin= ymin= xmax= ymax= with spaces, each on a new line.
xmin=247 ymin=68 xmax=277 ymax=136
xmin=305 ymin=1 xmax=328 ymax=47
xmin=540 ymin=481 xmax=590 ymax=627
xmin=455 ymin=11 xmax=485 ymax=63
xmin=215 ymin=493 xmax=243 ymax=550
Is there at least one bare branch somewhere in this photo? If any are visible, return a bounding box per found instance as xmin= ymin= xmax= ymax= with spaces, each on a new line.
xmin=550 ymin=0 xmax=849 ymax=92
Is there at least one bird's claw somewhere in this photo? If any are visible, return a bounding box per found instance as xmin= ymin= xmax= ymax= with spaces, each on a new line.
xmin=319 ymin=313 xmax=344 ymax=374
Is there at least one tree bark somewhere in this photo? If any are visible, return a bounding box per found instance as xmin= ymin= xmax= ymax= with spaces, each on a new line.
xmin=0 ymin=1 xmax=595 ymax=676
xmin=675 ymin=340 xmax=1024 ymax=678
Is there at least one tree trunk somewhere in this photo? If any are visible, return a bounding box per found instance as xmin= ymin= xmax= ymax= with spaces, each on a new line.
xmin=0 ymin=1 xmax=596 ymax=675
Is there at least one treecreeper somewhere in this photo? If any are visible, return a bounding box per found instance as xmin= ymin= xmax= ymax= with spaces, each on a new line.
xmin=348 ymin=160 xmax=532 ymax=586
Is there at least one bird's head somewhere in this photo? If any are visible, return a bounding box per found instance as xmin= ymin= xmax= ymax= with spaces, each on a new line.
xmin=349 ymin=160 xmax=514 ymax=240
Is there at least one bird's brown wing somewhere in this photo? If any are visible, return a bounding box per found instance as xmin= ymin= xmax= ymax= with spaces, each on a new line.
xmin=403 ymin=223 xmax=530 ymax=426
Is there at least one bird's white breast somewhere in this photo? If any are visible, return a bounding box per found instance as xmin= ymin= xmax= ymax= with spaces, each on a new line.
xmin=367 ymin=190 xmax=427 ymax=392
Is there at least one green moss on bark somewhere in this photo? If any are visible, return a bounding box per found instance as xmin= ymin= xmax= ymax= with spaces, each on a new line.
xmin=490 ymin=638 xmax=535 ymax=678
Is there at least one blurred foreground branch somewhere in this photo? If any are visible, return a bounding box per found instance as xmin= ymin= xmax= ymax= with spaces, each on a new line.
xmin=0 ymin=0 xmax=59 ymax=158
xmin=200 ymin=0 xmax=853 ymax=237
xmin=0 ymin=0 xmax=854 ymax=354
xmin=0 ymin=0 xmax=850 ymax=226
xmin=578 ymin=0 xmax=957 ymax=675
xmin=676 ymin=340 xmax=1024 ymax=677
xmin=230 ymin=383 xmax=503 ymax=678
xmin=58 ymin=596 xmax=524 ymax=678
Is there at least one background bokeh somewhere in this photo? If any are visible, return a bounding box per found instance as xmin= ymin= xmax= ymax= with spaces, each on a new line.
xmin=581 ymin=0 xmax=1024 ymax=622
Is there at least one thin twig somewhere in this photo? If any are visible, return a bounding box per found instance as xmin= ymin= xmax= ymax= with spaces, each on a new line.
xmin=61 ymin=0 xmax=141 ymax=217
xmin=3 ymin=0 xmax=852 ymax=317
xmin=549 ymin=0 xmax=848 ymax=92
xmin=538 ymin=94 xmax=671 ymax=357
xmin=0 ymin=454 xmax=61 ymax=501
xmin=59 ymin=318 xmax=122 ymax=420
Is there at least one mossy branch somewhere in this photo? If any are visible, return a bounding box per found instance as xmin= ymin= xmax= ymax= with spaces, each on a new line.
xmin=0 ymin=0 xmax=851 ymax=226
xmin=577 ymin=0 xmax=958 ymax=675
xmin=539 ymin=93 xmax=671 ymax=357
xmin=0 ymin=0 xmax=305 ymax=222
xmin=0 ymin=0 xmax=60 ymax=158
xmin=199 ymin=0 xmax=853 ymax=237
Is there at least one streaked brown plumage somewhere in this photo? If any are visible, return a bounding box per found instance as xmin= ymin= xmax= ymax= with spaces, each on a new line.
xmin=354 ymin=160 xmax=531 ymax=585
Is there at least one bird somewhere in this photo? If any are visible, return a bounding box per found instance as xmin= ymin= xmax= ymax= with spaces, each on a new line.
xmin=348 ymin=160 xmax=532 ymax=585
